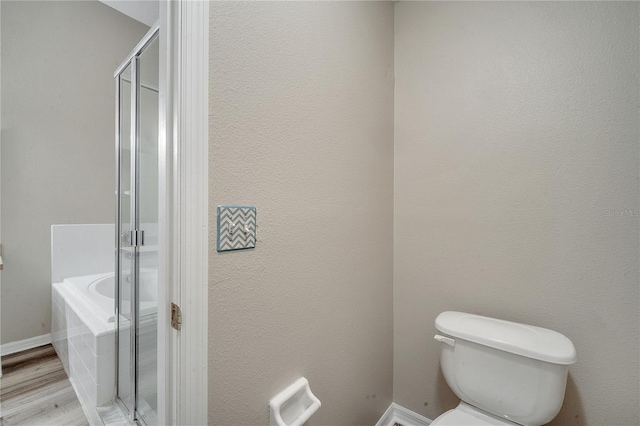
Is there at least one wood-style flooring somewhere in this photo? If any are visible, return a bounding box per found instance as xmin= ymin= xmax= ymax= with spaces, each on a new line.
xmin=0 ymin=344 xmax=89 ymax=426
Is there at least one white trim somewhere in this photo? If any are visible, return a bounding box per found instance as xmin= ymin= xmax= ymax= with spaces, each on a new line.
xmin=0 ymin=0 xmax=3 ymax=379
xmin=376 ymin=403 xmax=432 ymax=426
xmin=157 ymin=2 xmax=172 ymax=424
xmin=162 ymin=1 xmax=209 ymax=425
xmin=0 ymin=333 xmax=52 ymax=356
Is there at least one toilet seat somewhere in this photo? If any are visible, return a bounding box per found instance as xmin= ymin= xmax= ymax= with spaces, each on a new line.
xmin=431 ymin=402 xmax=517 ymax=426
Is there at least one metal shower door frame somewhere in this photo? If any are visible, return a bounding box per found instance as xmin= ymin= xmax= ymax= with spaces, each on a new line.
xmin=114 ymin=24 xmax=160 ymax=426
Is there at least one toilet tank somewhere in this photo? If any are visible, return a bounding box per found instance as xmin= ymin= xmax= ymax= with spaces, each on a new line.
xmin=435 ymin=312 xmax=576 ymax=426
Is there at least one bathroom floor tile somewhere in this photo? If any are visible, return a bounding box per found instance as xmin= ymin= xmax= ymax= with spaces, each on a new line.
xmin=0 ymin=344 xmax=88 ymax=426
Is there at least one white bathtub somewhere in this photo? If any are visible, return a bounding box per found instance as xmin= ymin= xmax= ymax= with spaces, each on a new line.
xmin=52 ymin=270 xmax=157 ymax=414
xmin=60 ymin=271 xmax=157 ymax=323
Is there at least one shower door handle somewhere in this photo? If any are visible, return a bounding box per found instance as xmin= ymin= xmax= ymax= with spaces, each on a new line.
xmin=130 ymin=230 xmax=145 ymax=247
xmin=121 ymin=230 xmax=144 ymax=247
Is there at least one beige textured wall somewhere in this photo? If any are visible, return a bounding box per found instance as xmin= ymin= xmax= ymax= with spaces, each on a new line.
xmin=208 ymin=2 xmax=394 ymax=424
xmin=394 ymin=2 xmax=639 ymax=425
xmin=1 ymin=1 xmax=148 ymax=344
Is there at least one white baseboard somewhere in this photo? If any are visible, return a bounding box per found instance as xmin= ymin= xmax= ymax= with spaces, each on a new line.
xmin=1 ymin=333 xmax=51 ymax=356
xmin=377 ymin=403 xmax=432 ymax=426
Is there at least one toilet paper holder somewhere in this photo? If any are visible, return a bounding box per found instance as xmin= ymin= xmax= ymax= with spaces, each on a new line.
xmin=269 ymin=377 xmax=321 ymax=426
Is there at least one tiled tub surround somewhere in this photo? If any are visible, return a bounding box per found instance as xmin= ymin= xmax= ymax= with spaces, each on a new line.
xmin=50 ymin=224 xmax=117 ymax=421
xmin=50 ymin=224 xmax=159 ymax=421
xmin=52 ymin=274 xmax=116 ymax=409
xmin=52 ymin=270 xmax=157 ymax=422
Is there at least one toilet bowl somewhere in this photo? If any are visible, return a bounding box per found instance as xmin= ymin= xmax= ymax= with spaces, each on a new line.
xmin=432 ymin=311 xmax=577 ymax=426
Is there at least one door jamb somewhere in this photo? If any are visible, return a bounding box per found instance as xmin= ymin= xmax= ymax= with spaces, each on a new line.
xmin=158 ymin=1 xmax=209 ymax=424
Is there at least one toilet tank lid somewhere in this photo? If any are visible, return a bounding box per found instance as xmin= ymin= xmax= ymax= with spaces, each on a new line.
xmin=435 ymin=311 xmax=577 ymax=365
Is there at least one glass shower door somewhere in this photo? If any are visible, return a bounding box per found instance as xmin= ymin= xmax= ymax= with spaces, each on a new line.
xmin=115 ymin=29 xmax=159 ymax=426
xmin=117 ymin=62 xmax=134 ymax=416
xmin=135 ymin=34 xmax=159 ymax=425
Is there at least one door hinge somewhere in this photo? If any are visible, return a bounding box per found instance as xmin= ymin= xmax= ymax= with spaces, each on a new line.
xmin=171 ymin=302 xmax=182 ymax=330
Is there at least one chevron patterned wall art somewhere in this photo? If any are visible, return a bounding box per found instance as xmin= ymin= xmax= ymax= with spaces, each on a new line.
xmin=216 ymin=206 xmax=257 ymax=252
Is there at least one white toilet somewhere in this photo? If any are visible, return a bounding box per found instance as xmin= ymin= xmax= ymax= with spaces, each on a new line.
xmin=432 ymin=311 xmax=577 ymax=426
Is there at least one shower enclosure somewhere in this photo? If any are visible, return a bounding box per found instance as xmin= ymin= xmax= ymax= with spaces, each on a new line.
xmin=114 ymin=26 xmax=159 ymax=426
